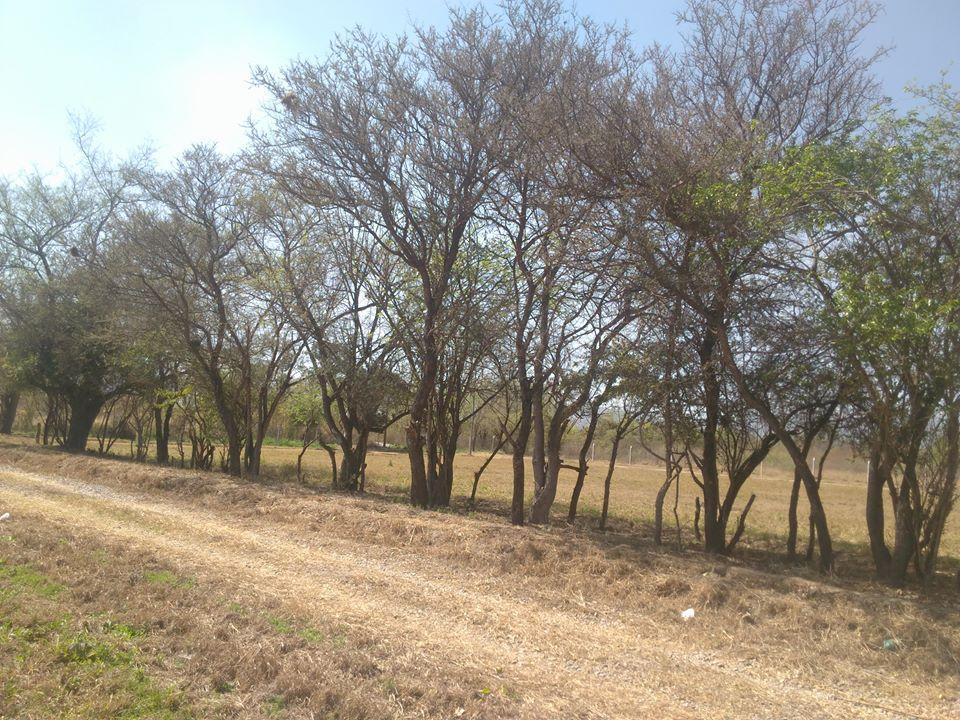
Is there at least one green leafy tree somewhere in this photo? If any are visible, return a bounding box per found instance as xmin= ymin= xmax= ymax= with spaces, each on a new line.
xmin=816 ymin=84 xmax=960 ymax=585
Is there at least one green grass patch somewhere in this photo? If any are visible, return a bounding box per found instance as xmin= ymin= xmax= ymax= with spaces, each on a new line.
xmin=143 ymin=569 xmax=195 ymax=588
xmin=299 ymin=626 xmax=325 ymax=643
xmin=0 ymin=559 xmax=64 ymax=598
xmin=114 ymin=670 xmax=190 ymax=720
xmin=57 ymin=630 xmax=129 ymax=665
xmin=264 ymin=614 xmax=334 ymax=645
xmin=265 ymin=694 xmax=287 ymax=716
xmin=0 ymin=558 xmax=194 ymax=719
xmin=102 ymin=618 xmax=146 ymax=639
xmin=267 ymin=614 xmax=294 ymax=634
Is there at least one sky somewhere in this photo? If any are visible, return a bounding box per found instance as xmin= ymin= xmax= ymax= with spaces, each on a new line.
xmin=0 ymin=0 xmax=957 ymax=176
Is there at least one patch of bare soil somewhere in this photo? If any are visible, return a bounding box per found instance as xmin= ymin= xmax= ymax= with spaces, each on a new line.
xmin=1 ymin=442 xmax=958 ymax=719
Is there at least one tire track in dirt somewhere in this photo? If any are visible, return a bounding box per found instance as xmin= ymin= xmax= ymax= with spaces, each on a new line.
xmin=0 ymin=467 xmax=930 ymax=720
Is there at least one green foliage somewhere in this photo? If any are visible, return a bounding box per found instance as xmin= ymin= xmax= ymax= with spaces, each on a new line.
xmin=835 ymin=271 xmax=958 ymax=348
xmin=5 ymin=277 xmax=150 ymax=410
xmin=286 ymin=380 xmax=324 ymax=429
xmin=827 ymin=84 xmax=960 ymax=393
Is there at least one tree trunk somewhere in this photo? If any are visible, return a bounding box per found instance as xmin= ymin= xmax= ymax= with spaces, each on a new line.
xmin=716 ymin=330 xmax=833 ymax=571
xmin=408 ymin=298 xmax=439 ymax=508
xmin=510 ymin=416 xmax=530 ymax=526
xmin=654 ymin=474 xmax=674 ymax=546
xmin=470 ymin=429 xmax=508 ymax=506
xmin=787 ymin=469 xmax=802 ymax=560
xmin=296 ymin=437 xmax=311 ymax=483
xmin=407 ymin=423 xmax=429 ymax=506
xmin=323 ymin=444 xmax=338 ymax=486
xmin=0 ymin=391 xmax=19 ymax=434
xmin=921 ymin=402 xmax=959 ymax=579
xmin=529 ymin=429 xmax=562 ymax=524
xmin=889 ymin=465 xmax=918 ymax=588
xmin=63 ymin=395 xmax=104 ymax=452
xmin=154 ymin=404 xmax=172 ymax=465
xmin=337 ymin=429 xmax=369 ymax=492
xmin=435 ymin=434 xmax=458 ymax=507
xmin=599 ymin=433 xmax=623 ymax=531
xmin=655 ymin=298 xmax=681 ymax=545
xmin=568 ymin=405 xmax=601 ymax=523
xmin=787 ymin=433 xmax=815 ymax=561
xmin=699 ymin=330 xmax=725 ymax=554
xmin=42 ymin=396 xmax=56 ymax=445
xmin=866 ymin=447 xmax=893 ymax=578
xmin=530 ymin=383 xmax=547 ymax=516
xmin=567 ymin=459 xmax=590 ymax=524
xmin=225 ymin=433 xmax=243 ymax=476
xmin=248 ymin=439 xmax=263 ymax=477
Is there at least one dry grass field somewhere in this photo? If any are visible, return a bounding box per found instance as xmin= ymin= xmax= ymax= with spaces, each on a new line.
xmin=259 ymin=442 xmax=960 ymax=564
xmin=1 ymin=438 xmax=958 ymax=718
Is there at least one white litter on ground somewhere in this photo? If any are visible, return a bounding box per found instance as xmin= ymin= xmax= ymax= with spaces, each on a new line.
xmin=680 ymin=607 xmax=695 ymax=620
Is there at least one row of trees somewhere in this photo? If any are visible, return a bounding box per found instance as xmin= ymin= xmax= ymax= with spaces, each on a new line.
xmin=1 ymin=0 xmax=957 ymax=588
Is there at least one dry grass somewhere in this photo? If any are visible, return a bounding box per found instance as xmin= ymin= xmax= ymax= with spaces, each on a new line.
xmin=1 ymin=439 xmax=959 ymax=718
xmin=74 ymin=430 xmax=960 ymax=562
xmin=263 ymin=442 xmax=960 ymax=564
xmin=0 ymin=438 xmax=960 ymax=717
xmin=0 ymin=501 xmax=513 ymax=719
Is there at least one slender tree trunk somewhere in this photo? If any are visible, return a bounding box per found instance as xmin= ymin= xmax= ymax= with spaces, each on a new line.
xmin=787 ymin=469 xmax=802 ymax=560
xmin=656 ymin=298 xmax=680 ymax=546
xmin=700 ymin=330 xmax=725 ymax=554
xmin=530 ymin=384 xmax=547 ymax=514
xmin=296 ymin=432 xmax=312 ymax=483
xmin=599 ymin=433 xmax=623 ymax=531
xmin=805 ymin=513 xmax=818 ymax=562
xmin=654 ymin=474 xmax=675 ymax=545
xmin=568 ymin=405 xmax=601 ymax=523
xmin=470 ymin=429 xmax=507 ymax=506
xmin=922 ymin=403 xmax=959 ymax=579
xmin=154 ymin=404 xmax=172 ymax=465
xmin=42 ymin=397 xmax=56 ymax=446
xmin=866 ymin=446 xmax=893 ymax=578
xmin=716 ymin=330 xmax=833 ymax=571
xmin=510 ymin=414 xmax=531 ymax=526
xmin=889 ymin=465 xmax=918 ymax=587
xmin=408 ymin=301 xmax=438 ymax=508
xmin=787 ymin=435 xmax=815 ymax=561
xmin=322 ymin=444 xmax=338 ymax=487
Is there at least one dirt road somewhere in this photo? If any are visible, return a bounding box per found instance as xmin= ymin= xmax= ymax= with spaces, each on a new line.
xmin=0 ymin=462 xmax=951 ymax=719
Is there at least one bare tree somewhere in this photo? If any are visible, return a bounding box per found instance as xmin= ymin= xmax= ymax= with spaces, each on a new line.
xmin=589 ymin=0 xmax=880 ymax=569
xmin=255 ymin=195 xmax=409 ymax=491
xmin=254 ymin=6 xmax=516 ymax=506
xmin=116 ymin=147 xmax=301 ymax=476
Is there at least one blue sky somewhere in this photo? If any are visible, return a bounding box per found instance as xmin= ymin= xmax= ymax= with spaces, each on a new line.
xmin=1 ymin=0 xmax=957 ymax=176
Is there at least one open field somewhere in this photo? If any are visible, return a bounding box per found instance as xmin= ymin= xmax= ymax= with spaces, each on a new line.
xmin=1 ymin=441 xmax=959 ymax=719
xmin=258 ymin=442 xmax=960 ymax=565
